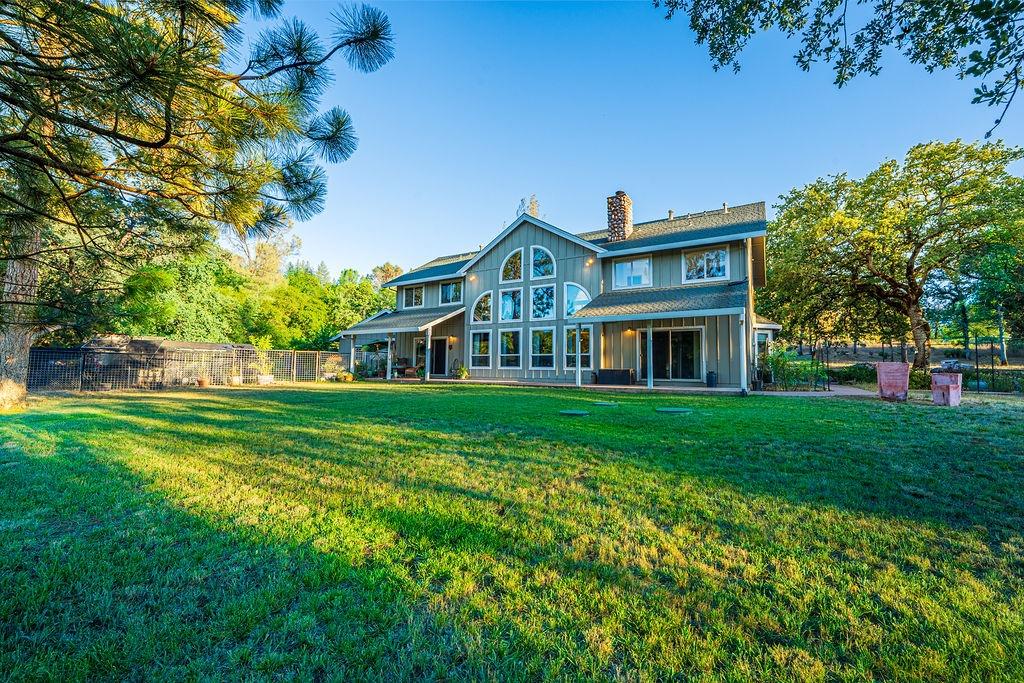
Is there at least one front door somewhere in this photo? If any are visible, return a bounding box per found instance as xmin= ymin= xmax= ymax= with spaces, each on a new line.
xmin=431 ymin=342 xmax=447 ymax=377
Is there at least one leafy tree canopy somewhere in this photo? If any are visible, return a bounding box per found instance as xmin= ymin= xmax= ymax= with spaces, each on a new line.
xmin=655 ymin=0 xmax=1024 ymax=132
xmin=765 ymin=139 xmax=1024 ymax=368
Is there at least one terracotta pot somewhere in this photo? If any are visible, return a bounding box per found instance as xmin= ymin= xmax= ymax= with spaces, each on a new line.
xmin=197 ymin=377 xmax=210 ymax=388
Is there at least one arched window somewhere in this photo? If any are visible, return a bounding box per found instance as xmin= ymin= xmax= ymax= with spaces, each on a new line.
xmin=564 ymin=282 xmax=592 ymax=316
xmin=472 ymin=291 xmax=492 ymax=323
xmin=500 ymin=248 xmax=523 ymax=283
xmin=531 ymin=246 xmax=555 ymax=279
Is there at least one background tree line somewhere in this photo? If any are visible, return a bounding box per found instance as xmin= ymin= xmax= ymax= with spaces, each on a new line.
xmin=106 ymin=237 xmax=400 ymax=350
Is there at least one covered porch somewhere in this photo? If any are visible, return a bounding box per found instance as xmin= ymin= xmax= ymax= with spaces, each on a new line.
xmin=334 ymin=306 xmax=465 ymax=380
xmin=572 ymin=282 xmax=753 ymax=391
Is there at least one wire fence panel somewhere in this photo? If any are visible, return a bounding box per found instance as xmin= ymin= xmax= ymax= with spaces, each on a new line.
xmin=26 ymin=347 xmax=360 ymax=393
xmin=28 ymin=349 xmax=84 ymax=391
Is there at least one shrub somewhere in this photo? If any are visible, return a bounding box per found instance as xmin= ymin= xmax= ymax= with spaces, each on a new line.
xmin=764 ymin=348 xmax=829 ymax=390
xmin=909 ymin=370 xmax=931 ymax=390
xmin=830 ymin=363 xmax=876 ymax=384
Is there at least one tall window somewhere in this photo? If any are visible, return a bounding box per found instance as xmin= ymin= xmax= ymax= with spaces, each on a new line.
xmin=440 ymin=280 xmax=462 ymax=304
xmin=500 ymin=248 xmax=523 ymax=282
xmin=499 ymin=330 xmax=521 ymax=368
xmin=531 ymin=285 xmax=555 ymax=320
xmin=565 ymin=325 xmax=592 ymax=369
xmin=472 ymin=291 xmax=492 ymax=323
xmin=530 ymin=328 xmax=555 ymax=369
xmin=564 ymin=283 xmax=591 ymax=316
xmin=499 ymin=288 xmax=522 ymax=322
xmin=612 ymin=257 xmax=652 ymax=289
xmin=403 ymin=285 xmax=424 ymax=308
xmin=684 ymin=247 xmax=729 ymax=282
xmin=531 ymin=246 xmax=555 ymax=279
xmin=471 ymin=331 xmax=491 ymax=368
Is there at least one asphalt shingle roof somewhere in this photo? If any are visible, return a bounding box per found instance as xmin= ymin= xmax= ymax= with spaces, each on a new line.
xmin=571 ymin=281 xmax=748 ymax=321
xmin=578 ymin=202 xmax=766 ymax=253
xmin=384 ymin=252 xmax=477 ymax=287
xmin=340 ymin=306 xmax=465 ymax=335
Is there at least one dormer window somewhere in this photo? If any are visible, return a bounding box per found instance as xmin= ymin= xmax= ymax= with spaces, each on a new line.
xmin=683 ymin=247 xmax=729 ymax=283
xmin=440 ymin=280 xmax=462 ymax=305
xmin=403 ymin=285 xmax=424 ymax=308
xmin=531 ymin=246 xmax=555 ymax=279
xmin=500 ymin=248 xmax=523 ymax=283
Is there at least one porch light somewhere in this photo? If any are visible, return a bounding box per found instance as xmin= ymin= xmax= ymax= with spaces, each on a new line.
xmin=468 ymin=274 xmax=477 ymax=281
xmin=585 ymin=257 xmax=595 ymax=266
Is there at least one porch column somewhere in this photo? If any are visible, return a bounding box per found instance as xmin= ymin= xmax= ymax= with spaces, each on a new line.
xmin=575 ymin=323 xmax=582 ymax=387
xmin=385 ymin=333 xmax=393 ymax=381
xmin=423 ymin=326 xmax=432 ymax=382
xmin=646 ymin=320 xmax=654 ymax=390
xmin=739 ymin=313 xmax=749 ymax=393
xmin=348 ymin=336 xmax=355 ymax=374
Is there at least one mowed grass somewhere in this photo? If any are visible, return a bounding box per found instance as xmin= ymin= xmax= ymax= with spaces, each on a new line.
xmin=1 ymin=385 xmax=1023 ymax=681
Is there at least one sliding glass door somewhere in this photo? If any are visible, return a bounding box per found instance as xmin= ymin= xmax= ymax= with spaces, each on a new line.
xmin=639 ymin=329 xmax=701 ymax=381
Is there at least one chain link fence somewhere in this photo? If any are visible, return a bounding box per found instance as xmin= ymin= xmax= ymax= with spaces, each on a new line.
xmin=27 ymin=347 xmax=387 ymax=393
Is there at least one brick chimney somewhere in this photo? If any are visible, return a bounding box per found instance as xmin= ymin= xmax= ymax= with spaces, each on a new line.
xmin=607 ymin=190 xmax=633 ymax=242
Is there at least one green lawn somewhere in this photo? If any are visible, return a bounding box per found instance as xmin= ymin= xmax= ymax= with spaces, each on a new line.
xmin=1 ymin=385 xmax=1023 ymax=681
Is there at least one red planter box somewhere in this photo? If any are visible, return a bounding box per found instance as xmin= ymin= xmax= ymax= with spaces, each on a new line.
xmin=876 ymin=362 xmax=911 ymax=401
xmin=931 ymin=372 xmax=962 ymax=407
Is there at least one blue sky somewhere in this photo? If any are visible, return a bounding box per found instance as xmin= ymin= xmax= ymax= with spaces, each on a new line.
xmin=247 ymin=1 xmax=1023 ymax=276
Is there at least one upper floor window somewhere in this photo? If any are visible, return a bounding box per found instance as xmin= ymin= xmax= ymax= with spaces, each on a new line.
xmin=531 ymin=246 xmax=555 ymax=279
xmin=500 ymin=248 xmax=523 ymax=283
xmin=403 ymin=285 xmax=424 ymax=308
xmin=683 ymin=247 xmax=729 ymax=282
xmin=530 ymin=285 xmax=555 ymax=320
xmin=564 ymin=283 xmax=591 ymax=316
xmin=440 ymin=280 xmax=462 ymax=305
xmin=612 ymin=257 xmax=652 ymax=290
xmin=499 ymin=288 xmax=522 ymax=322
xmin=472 ymin=291 xmax=492 ymax=323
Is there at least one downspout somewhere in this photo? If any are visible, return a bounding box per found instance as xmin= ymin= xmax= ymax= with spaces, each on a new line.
xmin=742 ymin=237 xmax=755 ymax=394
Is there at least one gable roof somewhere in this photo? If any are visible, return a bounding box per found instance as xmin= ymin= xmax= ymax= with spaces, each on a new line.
xmin=383 ymin=202 xmax=766 ymax=287
xmin=456 ymin=213 xmax=605 ymax=274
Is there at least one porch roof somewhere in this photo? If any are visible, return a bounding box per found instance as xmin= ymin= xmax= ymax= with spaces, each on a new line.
xmin=333 ymin=306 xmax=465 ymax=337
xmin=571 ymin=281 xmax=747 ymax=323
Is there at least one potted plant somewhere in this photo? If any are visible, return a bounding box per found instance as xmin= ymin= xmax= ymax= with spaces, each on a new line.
xmin=229 ymin=359 xmax=243 ymax=386
xmin=197 ymin=370 xmax=211 ymax=388
xmin=339 ymin=370 xmax=355 ymax=383
xmin=451 ymin=360 xmax=469 ymax=380
xmin=249 ymin=336 xmax=275 ymax=385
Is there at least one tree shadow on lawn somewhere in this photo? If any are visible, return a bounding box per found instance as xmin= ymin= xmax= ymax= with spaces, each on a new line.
xmin=3 ymin=394 xmax=1024 ymax=679
xmin=143 ymin=384 xmax=1024 ymax=541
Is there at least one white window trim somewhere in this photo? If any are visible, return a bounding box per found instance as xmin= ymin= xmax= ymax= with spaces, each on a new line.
xmin=530 ymin=245 xmax=556 ymax=280
xmin=563 ymin=324 xmax=594 ymax=370
xmin=563 ymin=281 xmax=592 ymax=317
xmin=403 ymin=285 xmax=425 ymax=309
xmin=470 ymin=330 xmax=492 ymax=369
xmin=682 ymin=245 xmax=730 ymax=284
xmin=635 ymin=325 xmax=707 ymax=383
xmin=498 ymin=287 xmax=523 ymax=323
xmin=439 ymin=279 xmax=463 ymax=306
xmin=471 ymin=290 xmax=493 ymax=324
xmin=529 ymin=284 xmax=556 ymax=322
xmin=529 ymin=326 xmax=557 ymax=371
xmin=498 ymin=327 xmax=523 ymax=369
xmin=499 ymin=247 xmax=524 ymax=284
xmin=612 ymin=255 xmax=653 ymax=291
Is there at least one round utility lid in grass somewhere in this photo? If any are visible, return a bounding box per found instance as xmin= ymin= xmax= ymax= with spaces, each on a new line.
xmin=592 ymin=401 xmax=618 ymax=407
xmin=559 ymin=410 xmax=590 ymax=416
xmin=655 ymin=407 xmax=693 ymax=414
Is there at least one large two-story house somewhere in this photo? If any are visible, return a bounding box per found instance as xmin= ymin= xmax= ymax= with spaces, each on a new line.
xmin=336 ymin=192 xmax=779 ymax=390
